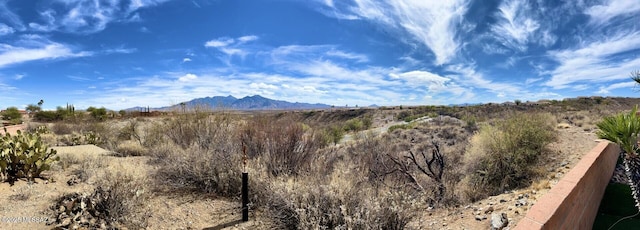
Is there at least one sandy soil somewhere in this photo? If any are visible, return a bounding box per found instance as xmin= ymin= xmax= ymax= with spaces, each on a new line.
xmin=0 ymin=122 xmax=601 ymax=230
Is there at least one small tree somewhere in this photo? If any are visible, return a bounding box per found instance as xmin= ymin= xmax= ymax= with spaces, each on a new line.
xmin=2 ymin=107 xmax=22 ymax=125
xmin=25 ymin=104 xmax=41 ymax=116
xmin=87 ymin=107 xmax=107 ymax=121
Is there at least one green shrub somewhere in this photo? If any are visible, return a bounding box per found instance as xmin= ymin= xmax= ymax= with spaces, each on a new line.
xmin=2 ymin=107 xmax=22 ymax=124
xmin=0 ymin=130 xmax=59 ymax=182
xmin=34 ymin=111 xmax=62 ymax=122
xmin=463 ymin=113 xmax=557 ymax=200
xmin=344 ymin=118 xmax=364 ymax=132
xmin=387 ymin=123 xmax=414 ymax=132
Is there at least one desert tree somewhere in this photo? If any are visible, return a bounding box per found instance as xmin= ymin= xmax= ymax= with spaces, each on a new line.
xmin=632 ymin=70 xmax=640 ymax=85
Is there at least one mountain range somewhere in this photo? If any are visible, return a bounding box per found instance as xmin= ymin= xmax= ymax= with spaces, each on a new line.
xmin=126 ymin=95 xmax=332 ymax=111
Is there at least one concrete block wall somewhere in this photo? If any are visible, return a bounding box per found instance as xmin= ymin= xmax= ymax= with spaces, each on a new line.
xmin=515 ymin=142 xmax=620 ymax=229
xmin=0 ymin=124 xmax=26 ymax=135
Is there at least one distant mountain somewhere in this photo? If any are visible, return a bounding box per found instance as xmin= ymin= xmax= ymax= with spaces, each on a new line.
xmin=127 ymin=95 xmax=332 ymax=111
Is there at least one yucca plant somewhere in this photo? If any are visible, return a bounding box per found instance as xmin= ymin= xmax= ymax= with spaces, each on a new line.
xmin=597 ymin=106 xmax=640 ymax=210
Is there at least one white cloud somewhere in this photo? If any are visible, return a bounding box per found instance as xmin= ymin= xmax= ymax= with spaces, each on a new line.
xmin=586 ymin=0 xmax=640 ymax=24
xmin=0 ymin=42 xmax=89 ymax=68
xmin=0 ymin=23 xmax=15 ymax=36
xmin=545 ymin=31 xmax=640 ymax=88
xmin=205 ymin=37 xmax=235 ymax=48
xmin=178 ymin=73 xmax=198 ymax=82
xmin=26 ymin=0 xmax=172 ymax=34
xmin=237 ymin=35 xmax=259 ymax=43
xmin=249 ymin=82 xmax=278 ymax=90
xmin=389 ymin=70 xmax=449 ymax=84
xmin=14 ymin=74 xmax=25 ymax=80
xmin=325 ymin=50 xmax=368 ymax=62
xmin=328 ymin=0 xmax=470 ymax=65
xmin=0 ymin=1 xmax=25 ymax=31
xmin=597 ymin=82 xmax=636 ymax=94
xmin=182 ymin=57 xmax=192 ymax=62
xmin=491 ymin=0 xmax=539 ymax=51
xmin=447 ymin=64 xmax=521 ymax=94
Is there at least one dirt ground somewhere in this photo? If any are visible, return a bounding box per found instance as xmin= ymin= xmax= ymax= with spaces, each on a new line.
xmin=0 ymin=121 xmax=600 ymax=230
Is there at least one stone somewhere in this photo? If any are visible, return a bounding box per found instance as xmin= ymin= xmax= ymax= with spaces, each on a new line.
xmin=485 ymin=206 xmax=494 ymax=214
xmin=499 ymin=199 xmax=507 ymax=203
xmin=515 ymin=198 xmax=528 ymax=207
xmin=475 ymin=215 xmax=487 ymax=221
xmin=490 ymin=213 xmax=509 ymax=230
xmin=67 ymin=175 xmax=80 ymax=186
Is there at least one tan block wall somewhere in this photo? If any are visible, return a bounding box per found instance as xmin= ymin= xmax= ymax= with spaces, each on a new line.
xmin=514 ymin=142 xmax=620 ymax=230
xmin=0 ymin=124 xmax=26 ymax=135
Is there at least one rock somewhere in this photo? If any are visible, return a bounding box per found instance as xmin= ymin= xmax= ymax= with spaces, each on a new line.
xmin=499 ymin=199 xmax=507 ymax=203
xmin=490 ymin=213 xmax=509 ymax=230
xmin=475 ymin=215 xmax=487 ymax=221
xmin=516 ymin=198 xmax=528 ymax=207
xmin=485 ymin=206 xmax=494 ymax=214
xmin=67 ymin=175 xmax=80 ymax=186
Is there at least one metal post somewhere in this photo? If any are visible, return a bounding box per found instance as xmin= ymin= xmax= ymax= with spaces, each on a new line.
xmin=241 ymin=144 xmax=249 ymax=222
xmin=242 ymin=172 xmax=249 ymax=221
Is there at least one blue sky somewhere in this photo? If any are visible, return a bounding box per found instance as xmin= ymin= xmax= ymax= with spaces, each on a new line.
xmin=0 ymin=0 xmax=639 ymax=110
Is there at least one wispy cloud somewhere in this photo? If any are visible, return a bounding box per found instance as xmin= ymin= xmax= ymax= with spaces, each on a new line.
xmin=14 ymin=74 xmax=25 ymax=80
xmin=0 ymin=1 xmax=25 ymax=31
xmin=597 ymin=81 xmax=636 ymax=94
xmin=545 ymin=31 xmax=640 ymax=89
xmin=586 ymin=0 xmax=640 ymax=24
xmin=0 ymin=23 xmax=15 ymax=36
xmin=0 ymin=36 xmax=90 ymax=68
xmin=26 ymin=0 xmax=173 ymax=34
xmin=491 ymin=0 xmax=539 ymax=51
xmin=205 ymin=37 xmax=235 ymax=48
xmin=322 ymin=0 xmax=470 ymax=65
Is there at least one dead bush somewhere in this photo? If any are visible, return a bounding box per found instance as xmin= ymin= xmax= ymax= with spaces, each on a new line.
xmin=113 ymin=140 xmax=148 ymax=157
xmin=349 ymin=119 xmax=469 ymax=207
xmin=463 ymin=112 xmax=557 ymax=201
xmin=48 ymin=172 xmax=149 ymax=229
xmin=241 ymin=116 xmax=324 ymax=177
xmin=152 ymin=113 xmax=243 ymax=197
xmin=154 ymin=144 xmax=242 ymax=196
xmin=266 ymin=175 xmax=415 ymax=230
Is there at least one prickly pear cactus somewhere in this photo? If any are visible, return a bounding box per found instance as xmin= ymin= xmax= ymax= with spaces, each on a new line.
xmin=0 ymin=130 xmax=59 ymax=181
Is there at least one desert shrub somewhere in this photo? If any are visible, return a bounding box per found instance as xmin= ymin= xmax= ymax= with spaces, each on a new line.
xmin=323 ymin=125 xmax=344 ymax=145
xmin=241 ymin=116 xmax=323 ymax=177
xmin=153 ymin=113 xmax=242 ymax=196
xmin=348 ymin=119 xmax=468 ymax=207
xmin=33 ymin=111 xmax=62 ymax=122
xmin=114 ymin=140 xmax=148 ymax=157
xmin=0 ymin=130 xmax=59 ymax=182
xmin=388 ymin=123 xmax=414 ymax=132
xmin=1 ymin=107 xmax=22 ymax=124
xmin=343 ymin=118 xmax=364 ymax=131
xmin=153 ymin=143 xmax=242 ymax=196
xmin=463 ymin=112 xmax=557 ymax=200
xmin=164 ymin=110 xmax=231 ymax=150
xmin=49 ymin=172 xmax=149 ymax=229
xmin=51 ymin=122 xmax=74 ymax=135
xmin=267 ymin=176 xmax=415 ymax=230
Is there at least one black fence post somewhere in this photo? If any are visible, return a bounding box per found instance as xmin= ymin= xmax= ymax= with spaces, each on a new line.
xmin=242 ymin=172 xmax=249 ymax=221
